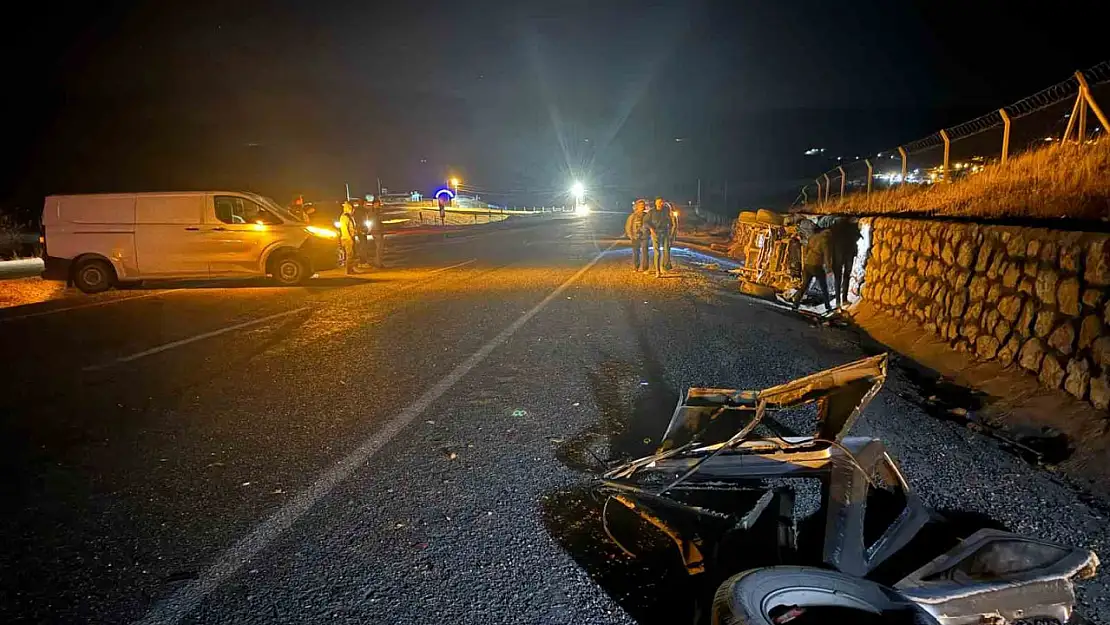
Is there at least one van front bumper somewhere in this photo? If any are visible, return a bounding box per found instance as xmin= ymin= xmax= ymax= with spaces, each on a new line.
xmin=301 ymin=238 xmax=339 ymax=273
xmin=42 ymin=256 xmax=71 ymax=282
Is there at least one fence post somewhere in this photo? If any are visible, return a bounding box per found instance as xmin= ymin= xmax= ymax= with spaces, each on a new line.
xmin=999 ymin=108 xmax=1011 ymax=163
xmin=801 ymin=186 xmax=809 ymax=205
xmin=939 ymin=129 xmax=951 ymax=182
xmin=837 ymin=166 xmax=846 ymax=199
xmin=1062 ymin=92 xmax=1082 ymax=143
xmin=822 ymin=172 xmax=831 ymax=203
xmin=898 ymin=146 xmax=908 ymax=184
xmin=1077 ymin=70 xmax=1110 ymax=135
xmin=865 ymin=159 xmax=873 ymax=195
xmin=815 ymin=178 xmax=823 ymax=205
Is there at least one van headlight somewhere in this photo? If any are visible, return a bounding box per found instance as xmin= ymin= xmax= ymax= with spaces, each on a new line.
xmin=306 ymin=226 xmax=339 ymax=239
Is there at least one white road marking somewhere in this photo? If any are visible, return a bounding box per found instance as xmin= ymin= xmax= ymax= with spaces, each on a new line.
xmin=84 ymin=307 xmax=311 ymax=371
xmin=0 ymin=289 xmax=183 ymax=323
xmin=134 ymin=242 xmax=616 ymax=625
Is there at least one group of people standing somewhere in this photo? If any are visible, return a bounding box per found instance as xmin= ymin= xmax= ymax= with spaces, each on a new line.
xmin=625 ymin=197 xmax=679 ymax=277
xmin=791 ymin=217 xmax=860 ymax=312
xmin=338 ymin=197 xmax=385 ymax=274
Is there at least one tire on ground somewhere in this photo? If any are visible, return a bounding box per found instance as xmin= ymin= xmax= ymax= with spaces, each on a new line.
xmin=738 ymin=211 xmax=758 ymax=224
xmin=269 ymin=252 xmax=310 ymax=286
xmin=72 ymin=257 xmax=116 ymax=294
xmin=739 ymin=280 xmax=776 ymax=300
xmin=711 ymin=566 xmax=934 ymax=625
xmin=755 ymin=209 xmax=784 ymax=226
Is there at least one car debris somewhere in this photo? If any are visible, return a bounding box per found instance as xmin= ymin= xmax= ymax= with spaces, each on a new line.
xmin=594 ymin=354 xmax=1098 ymax=624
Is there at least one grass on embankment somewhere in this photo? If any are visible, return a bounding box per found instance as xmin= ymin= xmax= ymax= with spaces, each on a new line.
xmin=806 ymin=141 xmax=1110 ymax=221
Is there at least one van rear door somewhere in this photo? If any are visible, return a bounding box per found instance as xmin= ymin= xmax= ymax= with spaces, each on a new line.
xmin=134 ymin=195 xmax=209 ymax=277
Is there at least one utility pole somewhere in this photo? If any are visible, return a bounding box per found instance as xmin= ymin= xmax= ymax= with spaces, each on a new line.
xmin=345 ymin=183 xmax=351 ymax=201
xmin=696 ymin=179 xmax=701 ymax=216
xmin=377 ymin=177 xmax=383 ymax=199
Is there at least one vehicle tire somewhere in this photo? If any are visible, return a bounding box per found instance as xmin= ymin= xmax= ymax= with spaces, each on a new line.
xmin=739 ymin=211 xmax=758 ymax=224
xmin=711 ymin=566 xmax=937 ymax=625
xmin=72 ymin=258 xmax=115 ymax=294
xmin=756 ymin=209 xmax=784 ymax=226
xmin=270 ymin=253 xmax=310 ymax=286
xmin=739 ymin=280 xmax=776 ymax=300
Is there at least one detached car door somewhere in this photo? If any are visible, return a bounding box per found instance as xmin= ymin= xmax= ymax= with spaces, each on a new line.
xmin=206 ymin=195 xmax=282 ymax=276
xmin=895 ymin=528 xmax=1099 ymax=625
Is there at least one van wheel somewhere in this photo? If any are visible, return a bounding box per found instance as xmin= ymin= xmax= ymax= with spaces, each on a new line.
xmin=271 ymin=253 xmax=309 ymax=286
xmin=73 ymin=258 xmax=115 ymax=294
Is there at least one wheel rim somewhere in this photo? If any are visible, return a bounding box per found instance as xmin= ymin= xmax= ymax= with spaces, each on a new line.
xmin=81 ymin=266 xmax=104 ymax=287
xmin=279 ymin=260 xmax=301 ymax=282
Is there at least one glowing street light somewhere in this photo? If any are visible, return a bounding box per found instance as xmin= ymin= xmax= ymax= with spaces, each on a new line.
xmin=571 ymin=181 xmax=585 ymax=201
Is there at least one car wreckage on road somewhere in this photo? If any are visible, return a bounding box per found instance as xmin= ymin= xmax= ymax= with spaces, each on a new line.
xmin=596 ymin=354 xmax=1099 ymax=624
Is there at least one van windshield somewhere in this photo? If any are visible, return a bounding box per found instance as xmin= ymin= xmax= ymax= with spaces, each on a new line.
xmin=244 ymin=193 xmax=301 ymax=223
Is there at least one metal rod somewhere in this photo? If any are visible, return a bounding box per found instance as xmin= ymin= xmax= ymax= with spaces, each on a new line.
xmin=999 ymin=108 xmax=1011 ymax=163
xmin=865 ymin=159 xmax=873 ymax=194
xmin=815 ymin=178 xmax=823 ymax=205
xmin=822 ymin=173 xmax=831 ymax=203
xmin=1077 ymin=71 xmax=1110 ymax=139
xmin=939 ymin=130 xmax=951 ymax=183
xmin=1079 ymin=93 xmax=1088 ymax=142
xmin=898 ymin=146 xmax=908 ymax=184
xmin=801 ymin=186 xmax=809 ymax=205
xmin=838 ymin=166 xmax=846 ymax=198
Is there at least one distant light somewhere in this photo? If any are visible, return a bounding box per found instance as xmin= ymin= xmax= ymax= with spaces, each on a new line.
xmin=450 ymin=177 xmax=460 ymax=187
xmin=675 ymin=138 xmax=684 ymax=142
xmin=571 ymin=181 xmax=585 ymax=200
xmin=804 ymin=147 xmax=825 ymax=156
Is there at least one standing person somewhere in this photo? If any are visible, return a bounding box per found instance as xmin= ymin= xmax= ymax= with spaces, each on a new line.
xmin=646 ymin=197 xmax=672 ymax=277
xmin=665 ymin=201 xmax=679 ymax=270
xmin=367 ymin=198 xmax=385 ymax=268
xmin=339 ymin=202 xmax=359 ymax=275
xmin=791 ymin=228 xmax=833 ymax=312
xmin=349 ymin=199 xmax=370 ymax=267
xmin=625 ymin=199 xmax=649 ymax=272
xmin=829 ymin=218 xmax=861 ymax=308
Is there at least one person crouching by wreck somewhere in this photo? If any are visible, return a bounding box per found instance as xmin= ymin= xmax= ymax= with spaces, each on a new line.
xmin=625 ymin=199 xmax=649 ymax=272
xmin=792 ymin=226 xmax=833 ymax=312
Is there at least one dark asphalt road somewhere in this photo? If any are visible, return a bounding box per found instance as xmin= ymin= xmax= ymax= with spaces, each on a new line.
xmin=1 ymin=214 xmax=1107 ymax=624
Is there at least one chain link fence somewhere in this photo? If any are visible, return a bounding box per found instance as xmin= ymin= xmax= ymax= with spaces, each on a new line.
xmin=797 ymin=61 xmax=1110 ymax=207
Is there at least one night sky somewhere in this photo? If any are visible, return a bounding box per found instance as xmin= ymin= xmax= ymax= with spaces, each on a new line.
xmin=2 ymin=0 xmax=1105 ymax=216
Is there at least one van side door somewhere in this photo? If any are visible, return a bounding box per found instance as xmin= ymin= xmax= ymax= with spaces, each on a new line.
xmin=134 ymin=195 xmax=209 ymax=277
xmin=206 ymin=195 xmax=282 ymax=275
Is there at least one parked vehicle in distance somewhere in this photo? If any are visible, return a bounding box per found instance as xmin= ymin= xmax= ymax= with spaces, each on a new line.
xmin=41 ymin=191 xmax=340 ymax=293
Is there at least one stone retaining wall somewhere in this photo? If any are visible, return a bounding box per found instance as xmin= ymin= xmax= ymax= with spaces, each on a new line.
xmin=860 ymin=217 xmax=1110 ymax=411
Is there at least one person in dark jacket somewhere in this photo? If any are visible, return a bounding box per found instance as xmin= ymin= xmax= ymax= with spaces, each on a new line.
xmin=829 ymin=218 xmax=861 ymax=308
xmin=624 ymin=199 xmax=649 ymax=271
xmin=645 ymin=197 xmax=672 ymax=277
xmin=791 ymin=228 xmax=833 ymax=311
xmin=367 ymin=199 xmax=385 ymax=268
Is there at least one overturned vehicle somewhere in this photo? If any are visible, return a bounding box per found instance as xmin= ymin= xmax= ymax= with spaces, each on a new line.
xmin=594 ymin=355 xmax=1098 ymax=624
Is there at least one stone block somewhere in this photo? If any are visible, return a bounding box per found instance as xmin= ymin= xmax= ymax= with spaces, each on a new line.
xmin=1040 ymin=241 xmax=1058 ymax=265
xmin=956 ymin=244 xmax=975 ymax=269
xmin=1082 ymin=288 xmax=1104 ymax=311
xmin=1090 ymin=373 xmax=1110 ymax=410
xmin=994 ymin=319 xmax=1011 ymax=343
xmin=954 ymin=339 xmax=971 ymax=353
xmin=1017 ymin=299 xmax=1037 ymax=337
xmin=976 ymin=335 xmax=1000 ymax=360
xmin=1019 ymin=338 xmax=1046 ymax=372
xmin=916 ymin=256 xmax=929 ymax=276
xmin=1001 ymin=263 xmax=1021 ymax=289
xmin=952 ymin=270 xmax=971 ymax=289
xmin=1065 ymin=357 xmax=1091 ymax=400
xmin=921 ymin=235 xmax=934 ymax=257
xmin=998 ymin=294 xmax=1023 ymax=322
xmin=1085 ymin=238 xmax=1110 ymax=286
xmin=1035 ymin=268 xmax=1058 ymax=305
xmin=1034 ymin=310 xmax=1057 ymax=338
xmin=997 ymin=335 xmax=1022 ymax=366
xmin=988 ymin=254 xmax=1005 ymax=280
xmin=983 ymin=309 xmax=1001 ymax=334
xmin=986 ymin=283 xmax=1003 ymax=304
xmin=1060 ymin=243 xmax=1082 ymax=273
xmin=949 ymin=292 xmax=967 ymax=317
xmin=1092 ymin=336 xmax=1110 ymax=370
xmin=968 ymin=275 xmax=988 ymax=301
xmin=975 ymin=244 xmax=994 ymax=273
xmin=1039 ymin=354 xmax=1066 ymax=390
xmin=941 ymin=244 xmax=956 ymax=266
xmin=967 ymin=302 xmax=984 ymax=325
xmin=1024 ymin=260 xmax=1039 ymax=278
xmin=961 ymin=323 xmax=981 ymax=342
xmin=1057 ymin=277 xmax=1080 ymax=316
xmin=946 ymin=322 xmax=960 ymax=341
xmin=1006 ymin=235 xmax=1026 ymax=258
xmin=1018 ymin=277 xmax=1035 ymax=296
xmin=1027 ymin=239 xmax=1041 ymax=258
xmin=1079 ymin=315 xmax=1103 ymax=351
xmin=1048 ymin=321 xmax=1076 ymax=355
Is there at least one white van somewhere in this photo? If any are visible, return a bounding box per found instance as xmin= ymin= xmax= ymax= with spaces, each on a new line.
xmin=41 ymin=191 xmax=341 ymax=293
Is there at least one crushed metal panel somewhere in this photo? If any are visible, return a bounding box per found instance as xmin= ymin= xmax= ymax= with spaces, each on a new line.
xmin=895 ymin=528 xmax=1100 ymax=625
